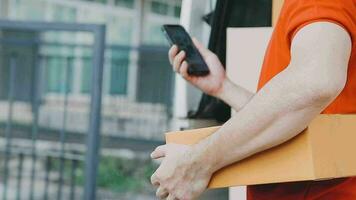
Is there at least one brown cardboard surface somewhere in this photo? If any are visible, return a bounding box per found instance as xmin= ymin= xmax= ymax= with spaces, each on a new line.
xmin=165 ymin=114 xmax=356 ymax=188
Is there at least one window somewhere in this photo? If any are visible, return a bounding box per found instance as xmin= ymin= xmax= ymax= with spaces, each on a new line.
xmin=46 ymin=57 xmax=73 ymax=93
xmin=109 ymin=50 xmax=129 ymax=95
xmin=81 ymin=57 xmax=92 ymax=94
xmin=149 ymin=0 xmax=182 ymax=17
xmin=174 ymin=5 xmax=181 ymax=17
xmin=96 ymin=0 xmax=108 ymax=3
xmin=85 ymin=0 xmax=108 ymax=4
xmin=151 ymin=1 xmax=169 ymax=15
xmin=114 ymin=0 xmax=134 ymax=8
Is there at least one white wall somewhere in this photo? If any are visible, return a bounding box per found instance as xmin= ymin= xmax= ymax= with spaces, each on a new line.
xmin=226 ymin=27 xmax=272 ymax=199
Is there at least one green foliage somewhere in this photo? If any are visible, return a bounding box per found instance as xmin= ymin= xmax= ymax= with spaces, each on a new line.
xmin=51 ymin=155 xmax=158 ymax=194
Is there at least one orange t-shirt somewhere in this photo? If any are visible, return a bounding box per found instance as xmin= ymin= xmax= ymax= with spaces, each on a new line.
xmin=248 ymin=0 xmax=356 ymax=200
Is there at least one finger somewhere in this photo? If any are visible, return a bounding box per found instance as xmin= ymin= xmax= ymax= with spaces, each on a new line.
xmin=151 ymin=145 xmax=167 ymax=159
xmin=179 ymin=61 xmax=190 ymax=79
xmin=173 ymin=51 xmax=186 ymax=72
xmin=150 ymin=173 xmax=160 ymax=187
xmin=168 ymin=45 xmax=178 ymax=65
xmin=192 ymin=37 xmax=212 ymax=59
xmin=156 ymin=187 xmax=169 ymax=199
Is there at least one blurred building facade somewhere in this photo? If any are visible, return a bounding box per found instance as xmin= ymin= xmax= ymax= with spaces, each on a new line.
xmin=0 ymin=0 xmax=181 ymax=140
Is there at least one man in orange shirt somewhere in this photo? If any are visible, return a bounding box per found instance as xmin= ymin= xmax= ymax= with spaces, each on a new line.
xmin=151 ymin=0 xmax=355 ymax=199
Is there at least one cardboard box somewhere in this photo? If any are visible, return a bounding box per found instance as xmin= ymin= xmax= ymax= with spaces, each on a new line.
xmin=166 ymin=114 xmax=356 ymax=188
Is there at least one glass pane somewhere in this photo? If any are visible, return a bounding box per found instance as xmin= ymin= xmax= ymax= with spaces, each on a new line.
xmin=115 ymin=0 xmax=134 ymax=8
xmin=109 ymin=50 xmax=129 ymax=95
xmin=86 ymin=0 xmax=108 ymax=4
xmin=96 ymin=0 xmax=108 ymax=4
xmin=46 ymin=56 xmax=73 ymax=93
xmin=151 ymin=1 xmax=169 ymax=15
xmin=81 ymin=57 xmax=92 ymax=93
xmin=174 ymin=5 xmax=181 ymax=17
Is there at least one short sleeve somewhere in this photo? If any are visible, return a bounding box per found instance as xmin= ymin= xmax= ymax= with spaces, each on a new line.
xmin=285 ymin=0 xmax=355 ymax=45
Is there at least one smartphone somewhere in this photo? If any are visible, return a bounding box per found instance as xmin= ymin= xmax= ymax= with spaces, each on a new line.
xmin=161 ymin=24 xmax=210 ymax=76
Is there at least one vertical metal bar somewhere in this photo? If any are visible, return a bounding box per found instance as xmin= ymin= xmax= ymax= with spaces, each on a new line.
xmin=57 ymin=56 xmax=71 ymax=200
xmin=43 ymin=156 xmax=52 ymax=200
xmin=2 ymin=55 xmax=17 ymax=200
xmin=69 ymin=159 xmax=78 ymax=200
xmin=83 ymin=25 xmax=106 ymax=200
xmin=16 ymin=153 xmax=24 ymax=200
xmin=29 ymin=54 xmax=41 ymax=200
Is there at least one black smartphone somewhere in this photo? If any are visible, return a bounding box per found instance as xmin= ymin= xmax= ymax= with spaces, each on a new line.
xmin=161 ymin=24 xmax=210 ymax=76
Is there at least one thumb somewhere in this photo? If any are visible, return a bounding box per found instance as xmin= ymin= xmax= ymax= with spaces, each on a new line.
xmin=151 ymin=145 xmax=167 ymax=159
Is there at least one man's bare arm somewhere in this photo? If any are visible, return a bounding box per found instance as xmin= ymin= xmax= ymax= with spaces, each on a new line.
xmin=191 ymin=22 xmax=352 ymax=172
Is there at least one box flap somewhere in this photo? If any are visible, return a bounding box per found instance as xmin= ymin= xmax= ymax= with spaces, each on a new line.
xmin=166 ymin=127 xmax=315 ymax=188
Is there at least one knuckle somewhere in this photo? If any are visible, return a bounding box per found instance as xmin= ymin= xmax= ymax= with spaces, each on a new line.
xmin=155 ymin=145 xmax=162 ymax=151
xmin=179 ymin=51 xmax=185 ymax=58
xmin=153 ymin=147 xmax=158 ymax=153
xmin=151 ymin=173 xmax=159 ymax=184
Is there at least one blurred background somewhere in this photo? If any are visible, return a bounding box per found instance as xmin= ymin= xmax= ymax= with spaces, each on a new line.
xmin=0 ymin=0 xmax=272 ymax=199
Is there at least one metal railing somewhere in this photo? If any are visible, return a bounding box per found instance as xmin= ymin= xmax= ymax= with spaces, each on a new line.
xmin=0 ymin=19 xmax=176 ymax=199
xmin=0 ymin=147 xmax=83 ymax=200
xmin=0 ymin=20 xmax=105 ymax=200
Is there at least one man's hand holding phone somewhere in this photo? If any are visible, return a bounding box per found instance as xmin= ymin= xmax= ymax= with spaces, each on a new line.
xmin=169 ymin=38 xmax=228 ymax=97
xmin=163 ymin=24 xmax=254 ymax=111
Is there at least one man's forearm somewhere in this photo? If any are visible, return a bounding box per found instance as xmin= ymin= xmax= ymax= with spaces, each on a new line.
xmin=216 ymin=78 xmax=254 ymax=112
xmin=191 ymin=65 xmax=344 ymax=173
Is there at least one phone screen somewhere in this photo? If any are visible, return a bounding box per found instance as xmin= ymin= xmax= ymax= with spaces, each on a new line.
xmin=162 ymin=25 xmax=210 ymax=76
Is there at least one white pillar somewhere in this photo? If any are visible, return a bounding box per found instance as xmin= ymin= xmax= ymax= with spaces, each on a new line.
xmin=127 ymin=0 xmax=144 ymax=101
xmin=173 ymin=0 xmax=210 ymax=118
